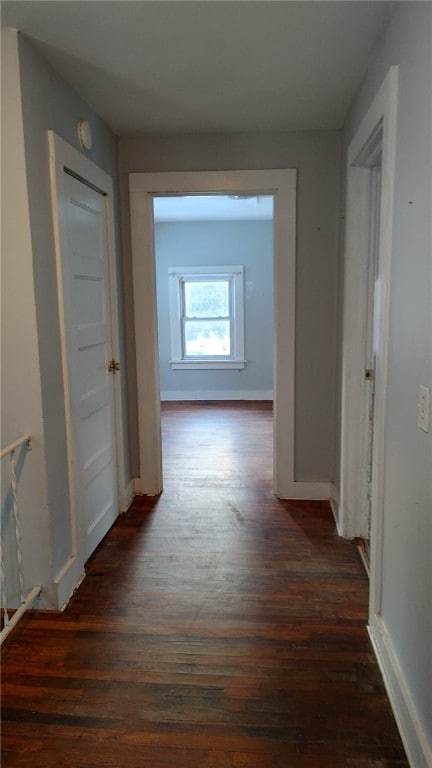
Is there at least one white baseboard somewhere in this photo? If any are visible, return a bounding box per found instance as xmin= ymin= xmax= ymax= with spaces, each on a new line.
xmin=120 ymin=480 xmax=135 ymax=512
xmin=54 ymin=485 xmax=135 ymax=609
xmin=133 ymin=477 xmax=142 ymax=495
xmin=161 ymin=389 xmax=273 ymax=401
xmin=330 ymin=482 xmax=342 ymax=535
xmin=132 ymin=476 xmax=161 ymax=496
xmin=369 ymin=613 xmax=432 ymax=768
xmin=275 ymin=480 xmax=332 ymax=500
xmin=53 ymin=555 xmax=85 ymax=610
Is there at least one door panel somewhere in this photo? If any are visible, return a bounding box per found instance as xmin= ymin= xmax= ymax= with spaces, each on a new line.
xmin=64 ymin=173 xmax=117 ymax=560
xmin=361 ymin=162 xmax=382 ymax=543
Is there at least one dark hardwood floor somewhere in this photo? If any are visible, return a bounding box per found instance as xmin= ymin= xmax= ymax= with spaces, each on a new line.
xmin=1 ymin=402 xmax=409 ymax=767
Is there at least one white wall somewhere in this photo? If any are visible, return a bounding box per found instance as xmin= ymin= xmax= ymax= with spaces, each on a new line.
xmin=1 ymin=32 xmax=128 ymax=607
xmin=155 ymin=220 xmax=274 ymax=400
xmin=1 ymin=30 xmax=52 ymax=606
xmin=120 ymin=131 xmax=341 ymax=482
xmin=342 ymin=5 xmax=432 ymax=766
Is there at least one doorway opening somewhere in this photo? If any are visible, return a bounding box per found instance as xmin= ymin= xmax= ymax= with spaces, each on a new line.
xmin=130 ymin=168 xmax=328 ymax=500
xmin=152 ymin=193 xmax=274 ymax=399
xmin=152 ymin=192 xmax=275 ymax=487
xmin=129 ymin=169 xmax=299 ymax=499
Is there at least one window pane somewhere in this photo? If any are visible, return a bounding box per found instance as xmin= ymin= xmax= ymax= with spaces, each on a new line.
xmin=184 ymin=281 xmax=229 ymax=318
xmin=184 ymin=320 xmax=230 ymax=356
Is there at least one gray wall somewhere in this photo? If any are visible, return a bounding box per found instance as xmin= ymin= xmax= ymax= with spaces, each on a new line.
xmin=342 ymin=3 xmax=432 ymax=761
xmin=120 ymin=131 xmax=341 ymax=482
xmin=155 ymin=220 xmax=274 ymax=399
xmin=1 ymin=30 xmax=50 ymax=606
xmin=14 ymin=35 xmax=128 ymax=599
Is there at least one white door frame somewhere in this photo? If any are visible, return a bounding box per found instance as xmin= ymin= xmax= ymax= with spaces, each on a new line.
xmin=339 ymin=67 xmax=398 ymax=616
xmin=129 ymin=168 xmax=331 ymax=500
xmin=49 ymin=131 xmax=130 ymax=606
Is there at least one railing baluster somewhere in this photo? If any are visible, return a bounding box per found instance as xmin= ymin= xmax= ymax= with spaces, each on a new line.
xmin=0 ymin=534 xmax=10 ymax=628
xmin=1 ymin=434 xmax=41 ymax=644
xmin=10 ymin=450 xmax=25 ymax=604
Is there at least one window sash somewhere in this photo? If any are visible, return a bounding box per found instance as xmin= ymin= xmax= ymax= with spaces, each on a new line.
xmin=168 ymin=265 xmax=245 ymax=369
xmin=182 ymin=278 xmax=230 ymax=319
xmin=181 ymin=276 xmax=233 ymax=359
xmin=182 ymin=318 xmax=233 ymax=359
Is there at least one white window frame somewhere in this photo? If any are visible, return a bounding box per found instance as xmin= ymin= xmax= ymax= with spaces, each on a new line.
xmin=168 ymin=265 xmax=245 ymax=370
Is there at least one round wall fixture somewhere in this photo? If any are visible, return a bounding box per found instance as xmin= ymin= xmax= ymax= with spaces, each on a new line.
xmin=77 ymin=119 xmax=93 ymax=150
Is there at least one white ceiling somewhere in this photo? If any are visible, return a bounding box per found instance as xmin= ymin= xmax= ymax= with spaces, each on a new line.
xmin=153 ymin=194 xmax=274 ymax=222
xmin=2 ymin=1 xmax=396 ymax=136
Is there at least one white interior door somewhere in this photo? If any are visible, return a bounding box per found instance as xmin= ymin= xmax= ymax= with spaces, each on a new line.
xmin=361 ymin=162 xmax=382 ymax=543
xmin=63 ymin=171 xmax=118 ymax=560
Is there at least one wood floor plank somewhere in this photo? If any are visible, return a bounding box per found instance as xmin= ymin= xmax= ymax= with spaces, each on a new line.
xmin=1 ymin=402 xmax=409 ymax=766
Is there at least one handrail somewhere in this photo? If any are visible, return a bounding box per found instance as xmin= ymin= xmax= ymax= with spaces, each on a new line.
xmin=0 ymin=434 xmax=32 ymax=459
xmin=0 ymin=586 xmax=41 ymax=644
xmin=1 ymin=433 xmax=40 ymax=645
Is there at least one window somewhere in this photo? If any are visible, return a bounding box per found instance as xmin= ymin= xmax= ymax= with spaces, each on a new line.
xmin=168 ymin=265 xmax=245 ymax=369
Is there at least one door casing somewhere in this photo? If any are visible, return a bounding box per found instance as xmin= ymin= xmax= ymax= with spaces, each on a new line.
xmin=129 ymin=168 xmax=331 ymax=500
xmin=49 ymin=131 xmax=130 ymax=607
xmin=340 ymin=67 xmax=398 ymax=618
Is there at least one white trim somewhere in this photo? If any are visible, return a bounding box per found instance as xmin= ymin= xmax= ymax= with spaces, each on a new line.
xmin=48 ymin=131 xmax=128 ymax=604
xmin=120 ymin=480 xmax=135 ymax=513
xmin=330 ymin=482 xmax=341 ymax=535
xmin=368 ymin=68 xmax=398 ymax=617
xmin=130 ymin=169 xmax=307 ymax=499
xmin=339 ymin=67 xmax=398 ymax=585
xmin=168 ymin=264 xmax=245 ymax=368
xmin=53 ymin=555 xmax=84 ymax=609
xmin=49 ymin=133 xmax=79 ymax=567
xmin=161 ymin=390 xmax=273 ymax=401
xmin=340 ymin=62 xmax=431 ymax=768
xmin=276 ymin=481 xmax=332 ymax=501
xmin=369 ymin=614 xmax=432 ymax=768
xmin=132 ymin=476 xmax=145 ymax=496
xmin=170 ymin=362 xmax=246 ymax=371
xmin=129 ymin=186 xmax=163 ymax=496
xmin=337 ymin=65 xmax=432 ymax=768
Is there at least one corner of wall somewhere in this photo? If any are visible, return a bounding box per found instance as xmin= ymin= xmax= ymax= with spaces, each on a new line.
xmin=369 ymin=615 xmax=432 ymax=768
xmin=1 ymin=27 xmax=53 ymax=609
xmin=329 ymin=482 xmax=341 ymax=536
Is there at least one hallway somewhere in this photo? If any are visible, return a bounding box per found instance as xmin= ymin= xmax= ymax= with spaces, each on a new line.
xmin=1 ymin=403 xmax=408 ymax=767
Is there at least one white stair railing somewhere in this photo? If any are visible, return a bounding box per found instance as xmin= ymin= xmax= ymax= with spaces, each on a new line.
xmin=1 ymin=434 xmax=41 ymax=644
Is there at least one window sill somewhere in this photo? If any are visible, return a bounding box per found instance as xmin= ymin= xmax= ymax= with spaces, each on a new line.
xmin=170 ymin=360 xmax=246 ymax=371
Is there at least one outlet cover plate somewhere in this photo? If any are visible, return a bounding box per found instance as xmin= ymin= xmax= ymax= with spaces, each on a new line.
xmin=417 ymin=385 xmax=430 ymax=432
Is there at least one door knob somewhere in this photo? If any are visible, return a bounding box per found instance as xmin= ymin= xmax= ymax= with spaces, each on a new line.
xmin=107 ymin=359 xmax=120 ymax=373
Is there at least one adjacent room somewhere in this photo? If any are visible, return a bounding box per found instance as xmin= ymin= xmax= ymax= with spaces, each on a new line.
xmin=153 ymin=194 xmax=274 ymax=403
